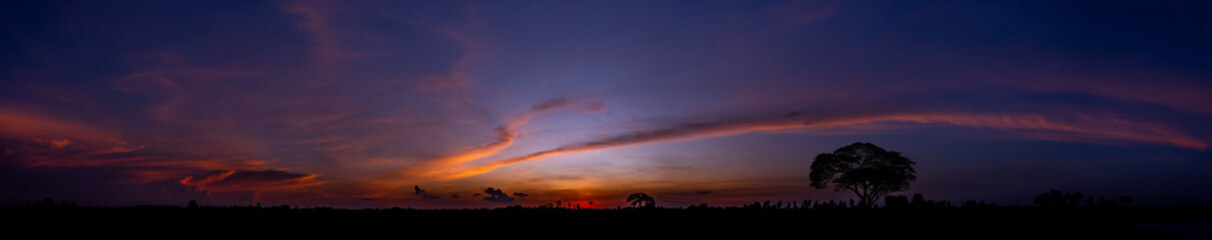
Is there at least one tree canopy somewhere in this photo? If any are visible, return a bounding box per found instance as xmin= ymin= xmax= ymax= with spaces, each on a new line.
xmin=626 ymin=193 xmax=655 ymax=208
xmin=810 ymin=142 xmax=917 ymax=208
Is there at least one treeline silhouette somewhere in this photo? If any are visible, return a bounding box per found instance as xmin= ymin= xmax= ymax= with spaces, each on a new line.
xmin=1034 ymin=189 xmax=1134 ymax=208
xmin=10 ymin=191 xmax=1211 ymax=238
xmin=12 ymin=143 xmax=1206 ymax=237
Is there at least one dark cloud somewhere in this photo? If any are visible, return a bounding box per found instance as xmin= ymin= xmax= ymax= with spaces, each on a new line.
xmin=414 ymin=185 xmax=439 ymax=199
xmin=512 ymin=192 xmax=529 ymax=197
xmin=695 ymin=191 xmax=712 ymax=195
xmin=450 ymin=193 xmax=460 ymax=198
xmin=482 ymin=187 xmax=514 ymax=203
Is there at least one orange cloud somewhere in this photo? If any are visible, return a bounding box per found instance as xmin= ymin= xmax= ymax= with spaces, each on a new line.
xmin=356 ymin=97 xmax=606 ymax=196
xmin=180 ymin=170 xmax=324 ymax=193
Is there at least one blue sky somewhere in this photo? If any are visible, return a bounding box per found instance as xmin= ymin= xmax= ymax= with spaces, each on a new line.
xmin=1 ymin=0 xmax=1210 ymax=208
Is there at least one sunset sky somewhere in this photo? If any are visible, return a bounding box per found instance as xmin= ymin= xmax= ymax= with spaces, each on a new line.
xmin=2 ymin=0 xmax=1210 ymax=208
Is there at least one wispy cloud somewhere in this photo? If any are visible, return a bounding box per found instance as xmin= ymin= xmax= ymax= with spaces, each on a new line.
xmin=0 ymin=107 xmax=120 ymax=143
xmin=438 ymin=110 xmax=1204 ymax=179
xmin=375 ymin=96 xmax=604 ymax=186
xmin=180 ymin=170 xmax=324 ymax=193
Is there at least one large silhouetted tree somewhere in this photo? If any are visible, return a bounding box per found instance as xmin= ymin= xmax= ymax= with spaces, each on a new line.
xmin=810 ymin=142 xmax=917 ymax=208
xmin=626 ymin=193 xmax=655 ymax=208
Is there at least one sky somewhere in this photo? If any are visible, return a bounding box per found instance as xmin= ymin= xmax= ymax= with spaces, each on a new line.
xmin=1 ymin=0 xmax=1210 ymax=208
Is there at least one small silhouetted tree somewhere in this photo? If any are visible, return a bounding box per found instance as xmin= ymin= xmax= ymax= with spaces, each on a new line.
xmin=1033 ymin=189 xmax=1085 ymax=207
xmin=187 ymin=199 xmax=199 ymax=209
xmin=810 ymin=142 xmax=917 ymax=208
xmin=626 ymin=193 xmax=655 ymax=208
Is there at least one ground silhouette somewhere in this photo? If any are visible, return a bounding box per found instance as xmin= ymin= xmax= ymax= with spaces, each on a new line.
xmin=6 ymin=196 xmax=1208 ymax=238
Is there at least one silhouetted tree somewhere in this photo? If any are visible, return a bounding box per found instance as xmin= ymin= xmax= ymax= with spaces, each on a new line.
xmin=187 ymin=199 xmax=199 ymax=209
xmin=810 ymin=142 xmax=917 ymax=208
xmin=626 ymin=193 xmax=655 ymax=208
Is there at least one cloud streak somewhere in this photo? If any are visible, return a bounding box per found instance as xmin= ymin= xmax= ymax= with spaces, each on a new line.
xmin=382 ymin=97 xmax=604 ymax=182
xmin=438 ymin=110 xmax=1205 ymax=179
xmin=179 ymin=170 xmax=324 ymax=193
xmin=0 ymin=107 xmax=119 ymax=143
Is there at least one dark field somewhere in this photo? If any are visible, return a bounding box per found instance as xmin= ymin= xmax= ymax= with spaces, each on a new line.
xmin=9 ymin=205 xmax=1210 ymax=238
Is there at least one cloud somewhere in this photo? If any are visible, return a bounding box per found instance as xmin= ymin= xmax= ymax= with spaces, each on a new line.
xmin=0 ymin=107 xmax=120 ymax=143
xmin=0 ymin=106 xmax=281 ymax=185
xmin=375 ymin=96 xmax=606 ymax=186
xmin=438 ymin=110 xmax=1206 ymax=179
xmin=696 ymin=191 xmax=713 ymax=195
xmin=414 ymin=185 xmax=439 ymax=199
xmin=512 ymin=192 xmax=529 ymax=197
xmin=482 ymin=187 xmax=514 ymax=203
xmin=1012 ymin=73 xmax=1212 ymax=115
xmin=280 ymin=0 xmax=383 ymax=62
xmin=179 ymin=170 xmax=324 ymax=192
xmin=439 ymin=111 xmax=814 ymax=179
xmin=429 ymin=97 xmax=583 ymax=166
